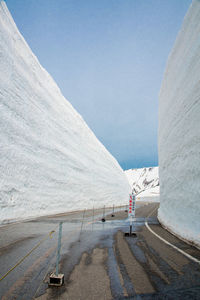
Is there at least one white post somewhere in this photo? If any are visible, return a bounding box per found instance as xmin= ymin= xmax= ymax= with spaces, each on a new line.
xmin=128 ymin=193 xmax=136 ymax=235
xmin=56 ymin=222 xmax=63 ymax=276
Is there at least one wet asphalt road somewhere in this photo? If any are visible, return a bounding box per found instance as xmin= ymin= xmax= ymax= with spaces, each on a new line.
xmin=0 ymin=202 xmax=200 ymax=300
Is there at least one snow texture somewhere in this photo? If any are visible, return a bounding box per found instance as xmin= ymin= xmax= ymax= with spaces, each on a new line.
xmin=0 ymin=2 xmax=130 ymax=224
xmin=124 ymin=167 xmax=159 ymax=201
xmin=158 ymin=0 xmax=200 ymax=247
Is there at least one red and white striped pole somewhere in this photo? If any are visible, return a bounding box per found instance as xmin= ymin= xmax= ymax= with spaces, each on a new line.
xmin=129 ymin=194 xmax=133 ymax=235
xmin=129 ymin=193 xmax=136 ymax=235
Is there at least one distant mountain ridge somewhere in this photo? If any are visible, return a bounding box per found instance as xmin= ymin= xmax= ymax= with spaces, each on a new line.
xmin=124 ymin=167 xmax=159 ymax=196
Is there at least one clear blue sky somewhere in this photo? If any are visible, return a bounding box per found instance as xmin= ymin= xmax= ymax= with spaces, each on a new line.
xmin=5 ymin=0 xmax=191 ymax=170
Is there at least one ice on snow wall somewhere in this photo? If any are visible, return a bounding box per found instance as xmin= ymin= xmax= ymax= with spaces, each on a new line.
xmin=158 ymin=0 xmax=200 ymax=247
xmin=0 ymin=2 xmax=130 ymax=224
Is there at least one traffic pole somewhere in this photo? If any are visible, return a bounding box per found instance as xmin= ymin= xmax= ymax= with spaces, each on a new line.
xmin=125 ymin=193 xmax=137 ymax=237
xmin=111 ymin=204 xmax=115 ymax=217
xmin=129 ymin=195 xmax=133 ymax=234
xmin=56 ymin=222 xmax=63 ymax=276
xmin=92 ymin=206 xmax=94 ymax=231
xmin=49 ymin=222 xmax=64 ymax=286
xmin=79 ymin=209 xmax=86 ymax=240
xmin=101 ymin=205 xmax=106 ymax=222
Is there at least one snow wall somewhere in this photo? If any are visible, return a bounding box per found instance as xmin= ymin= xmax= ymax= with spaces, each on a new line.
xmin=0 ymin=2 xmax=130 ymax=224
xmin=158 ymin=0 xmax=200 ymax=247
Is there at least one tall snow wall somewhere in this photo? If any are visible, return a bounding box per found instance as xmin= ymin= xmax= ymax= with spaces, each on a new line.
xmin=0 ymin=1 xmax=130 ymax=224
xmin=158 ymin=0 xmax=200 ymax=247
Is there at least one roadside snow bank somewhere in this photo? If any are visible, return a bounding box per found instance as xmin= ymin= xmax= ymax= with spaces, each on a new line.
xmin=0 ymin=2 xmax=130 ymax=224
xmin=158 ymin=0 xmax=200 ymax=247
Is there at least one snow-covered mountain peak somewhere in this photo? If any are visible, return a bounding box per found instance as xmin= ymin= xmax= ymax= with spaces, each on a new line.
xmin=124 ymin=167 xmax=159 ymax=196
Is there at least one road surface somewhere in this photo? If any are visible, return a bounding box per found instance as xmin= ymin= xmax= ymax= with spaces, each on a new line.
xmin=0 ymin=202 xmax=200 ymax=299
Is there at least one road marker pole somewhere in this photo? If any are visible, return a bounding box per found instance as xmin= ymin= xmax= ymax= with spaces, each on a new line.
xmin=125 ymin=193 xmax=137 ymax=237
xmin=79 ymin=209 xmax=86 ymax=240
xmin=111 ymin=204 xmax=115 ymax=217
xmin=129 ymin=195 xmax=133 ymax=235
xmin=101 ymin=205 xmax=106 ymax=222
xmin=49 ymin=222 xmax=64 ymax=286
xmin=56 ymin=222 xmax=63 ymax=276
xmin=92 ymin=206 xmax=94 ymax=231
xmin=125 ymin=204 xmax=128 ymax=212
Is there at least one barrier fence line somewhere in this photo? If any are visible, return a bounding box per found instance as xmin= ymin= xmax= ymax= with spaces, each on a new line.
xmin=0 ymin=205 xmax=128 ymax=284
xmin=0 ymin=227 xmax=58 ymax=282
xmin=34 ymin=214 xmax=100 ymax=298
xmin=1 ymin=207 xmax=98 ymax=283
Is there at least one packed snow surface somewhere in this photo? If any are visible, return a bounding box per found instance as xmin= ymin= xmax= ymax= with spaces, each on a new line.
xmin=0 ymin=2 xmax=130 ymax=224
xmin=158 ymin=0 xmax=200 ymax=247
xmin=124 ymin=167 xmax=159 ymax=201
